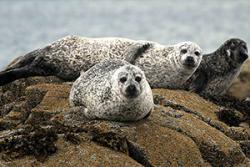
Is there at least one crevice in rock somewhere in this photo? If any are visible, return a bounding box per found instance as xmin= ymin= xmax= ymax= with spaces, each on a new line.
xmin=91 ymin=131 xmax=152 ymax=167
xmin=238 ymin=140 xmax=250 ymax=158
xmin=216 ymin=108 xmax=244 ymax=127
xmin=127 ymin=141 xmax=152 ymax=167
xmin=55 ymin=121 xmax=153 ymax=167
xmin=53 ymin=120 xmax=153 ymax=167
xmin=63 ymin=133 xmax=82 ymax=145
xmin=91 ymin=131 xmax=129 ymax=153
xmin=154 ymin=94 xmax=210 ymax=121
xmin=155 ymin=95 xmax=214 ymax=127
xmin=205 ymin=95 xmax=250 ymax=117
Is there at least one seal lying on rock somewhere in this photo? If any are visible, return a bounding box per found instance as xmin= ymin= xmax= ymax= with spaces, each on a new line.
xmin=184 ymin=38 xmax=248 ymax=96
xmin=69 ymin=59 xmax=154 ymax=122
xmin=0 ymin=36 xmax=202 ymax=89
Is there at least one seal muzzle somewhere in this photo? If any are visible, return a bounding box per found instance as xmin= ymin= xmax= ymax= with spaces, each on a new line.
xmin=125 ymin=84 xmax=138 ymax=98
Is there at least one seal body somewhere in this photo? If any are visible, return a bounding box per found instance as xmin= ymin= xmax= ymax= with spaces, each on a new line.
xmin=69 ymin=59 xmax=154 ymax=122
xmin=0 ymin=36 xmax=202 ymax=88
xmin=184 ymin=38 xmax=248 ymax=96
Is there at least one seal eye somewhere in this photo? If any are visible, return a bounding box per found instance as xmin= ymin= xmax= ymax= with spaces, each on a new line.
xmin=120 ymin=77 xmax=127 ymax=83
xmin=135 ymin=76 xmax=142 ymax=83
xmin=181 ymin=49 xmax=187 ymax=54
xmin=194 ymin=51 xmax=200 ymax=56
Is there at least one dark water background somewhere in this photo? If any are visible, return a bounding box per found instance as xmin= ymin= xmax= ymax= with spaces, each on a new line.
xmin=0 ymin=0 xmax=250 ymax=69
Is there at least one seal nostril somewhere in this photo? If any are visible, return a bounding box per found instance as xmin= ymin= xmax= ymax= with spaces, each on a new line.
xmin=128 ymin=85 xmax=136 ymax=91
xmin=186 ymin=56 xmax=194 ymax=63
xmin=240 ymin=50 xmax=248 ymax=62
xmin=126 ymin=85 xmax=137 ymax=96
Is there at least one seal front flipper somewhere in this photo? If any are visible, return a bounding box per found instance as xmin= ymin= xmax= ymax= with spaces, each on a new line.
xmin=124 ymin=43 xmax=152 ymax=65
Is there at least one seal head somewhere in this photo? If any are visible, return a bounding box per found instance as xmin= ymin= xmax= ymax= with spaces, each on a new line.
xmin=184 ymin=38 xmax=248 ymax=96
xmin=177 ymin=42 xmax=203 ymax=69
xmin=222 ymin=38 xmax=248 ymax=65
xmin=113 ymin=65 xmax=144 ymax=99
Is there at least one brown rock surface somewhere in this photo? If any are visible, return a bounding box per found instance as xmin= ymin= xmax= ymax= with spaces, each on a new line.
xmin=0 ymin=77 xmax=250 ymax=167
xmin=229 ymin=60 xmax=250 ymax=99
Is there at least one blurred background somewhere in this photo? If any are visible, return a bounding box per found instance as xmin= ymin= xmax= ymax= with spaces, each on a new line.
xmin=0 ymin=0 xmax=250 ymax=69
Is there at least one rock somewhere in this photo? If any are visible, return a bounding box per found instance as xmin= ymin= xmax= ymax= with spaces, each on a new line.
xmin=229 ymin=60 xmax=250 ymax=99
xmin=0 ymin=77 xmax=250 ymax=167
xmin=25 ymin=83 xmax=71 ymax=125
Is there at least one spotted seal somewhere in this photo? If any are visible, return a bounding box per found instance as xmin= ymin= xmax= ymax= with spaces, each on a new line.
xmin=0 ymin=36 xmax=202 ymax=88
xmin=69 ymin=59 xmax=154 ymax=122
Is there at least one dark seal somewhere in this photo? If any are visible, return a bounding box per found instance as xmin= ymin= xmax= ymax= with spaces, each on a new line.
xmin=184 ymin=38 xmax=248 ymax=96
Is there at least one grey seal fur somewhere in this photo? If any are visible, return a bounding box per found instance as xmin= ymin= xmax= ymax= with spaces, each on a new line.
xmin=69 ymin=59 xmax=154 ymax=122
xmin=0 ymin=36 xmax=202 ymax=88
xmin=184 ymin=38 xmax=248 ymax=96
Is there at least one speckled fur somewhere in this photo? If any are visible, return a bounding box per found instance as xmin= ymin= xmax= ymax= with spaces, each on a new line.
xmin=2 ymin=36 xmax=202 ymax=88
xmin=184 ymin=38 xmax=249 ymax=96
xmin=135 ymin=41 xmax=203 ymax=88
xmin=69 ymin=59 xmax=154 ymax=122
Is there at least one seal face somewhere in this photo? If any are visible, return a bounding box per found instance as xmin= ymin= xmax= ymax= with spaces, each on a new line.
xmin=184 ymin=38 xmax=248 ymax=96
xmin=69 ymin=59 xmax=154 ymax=122
xmin=117 ymin=65 xmax=143 ymax=99
xmin=178 ymin=42 xmax=202 ymax=69
xmin=223 ymin=38 xmax=248 ymax=64
xmin=0 ymin=36 xmax=203 ymax=89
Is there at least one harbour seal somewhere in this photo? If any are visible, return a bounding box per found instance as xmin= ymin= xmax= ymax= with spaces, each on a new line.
xmin=0 ymin=36 xmax=202 ymax=88
xmin=137 ymin=41 xmax=203 ymax=88
xmin=184 ymin=38 xmax=248 ymax=96
xmin=69 ymin=59 xmax=154 ymax=122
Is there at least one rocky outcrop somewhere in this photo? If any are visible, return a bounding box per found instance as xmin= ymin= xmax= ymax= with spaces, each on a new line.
xmin=0 ymin=76 xmax=250 ymax=167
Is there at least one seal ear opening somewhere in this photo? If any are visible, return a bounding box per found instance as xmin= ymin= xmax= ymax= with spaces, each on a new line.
xmin=226 ymin=49 xmax=231 ymax=57
xmin=125 ymin=43 xmax=152 ymax=65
